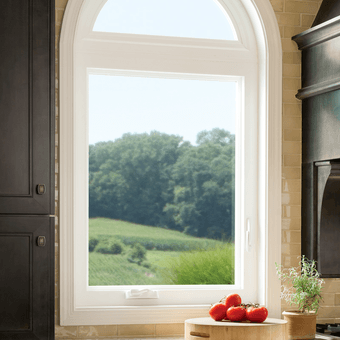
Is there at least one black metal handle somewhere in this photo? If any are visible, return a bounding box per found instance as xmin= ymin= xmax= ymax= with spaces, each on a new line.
xmin=37 ymin=236 xmax=46 ymax=247
xmin=36 ymin=184 xmax=46 ymax=195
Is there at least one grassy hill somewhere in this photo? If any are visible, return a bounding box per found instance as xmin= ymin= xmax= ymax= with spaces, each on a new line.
xmin=89 ymin=218 xmax=234 ymax=286
xmin=89 ymin=218 xmax=224 ymax=251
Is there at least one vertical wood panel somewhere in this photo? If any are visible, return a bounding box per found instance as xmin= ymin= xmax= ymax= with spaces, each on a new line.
xmin=0 ymin=235 xmax=31 ymax=331
xmin=0 ymin=0 xmax=54 ymax=215
xmin=0 ymin=1 xmax=31 ymax=196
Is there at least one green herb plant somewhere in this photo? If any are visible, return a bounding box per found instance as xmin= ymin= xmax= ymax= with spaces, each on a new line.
xmin=276 ymin=255 xmax=324 ymax=313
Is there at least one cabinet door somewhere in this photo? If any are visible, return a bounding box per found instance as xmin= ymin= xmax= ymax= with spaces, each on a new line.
xmin=0 ymin=0 xmax=54 ymax=214
xmin=0 ymin=216 xmax=54 ymax=340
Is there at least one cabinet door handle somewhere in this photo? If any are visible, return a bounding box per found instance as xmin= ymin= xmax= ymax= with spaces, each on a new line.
xmin=36 ymin=184 xmax=46 ymax=195
xmin=37 ymin=236 xmax=46 ymax=247
xmin=246 ymin=218 xmax=251 ymax=252
xmin=190 ymin=331 xmax=210 ymax=338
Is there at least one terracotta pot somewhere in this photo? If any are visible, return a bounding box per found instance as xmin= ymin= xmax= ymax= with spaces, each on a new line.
xmin=282 ymin=310 xmax=317 ymax=340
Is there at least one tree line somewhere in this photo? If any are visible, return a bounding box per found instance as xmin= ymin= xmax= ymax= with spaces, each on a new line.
xmin=89 ymin=128 xmax=235 ymax=240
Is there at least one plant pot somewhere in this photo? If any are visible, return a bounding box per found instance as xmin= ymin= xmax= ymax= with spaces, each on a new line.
xmin=282 ymin=310 xmax=317 ymax=340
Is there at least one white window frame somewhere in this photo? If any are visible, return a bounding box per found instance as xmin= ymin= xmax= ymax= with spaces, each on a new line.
xmin=60 ymin=0 xmax=282 ymax=325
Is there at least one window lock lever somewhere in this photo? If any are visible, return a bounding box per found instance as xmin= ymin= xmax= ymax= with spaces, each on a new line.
xmin=125 ymin=288 xmax=159 ymax=299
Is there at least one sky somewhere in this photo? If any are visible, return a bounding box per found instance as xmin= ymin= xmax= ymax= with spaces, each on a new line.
xmin=89 ymin=75 xmax=236 ymax=145
xmin=93 ymin=0 xmax=236 ymax=40
xmin=89 ymin=0 xmax=237 ymax=145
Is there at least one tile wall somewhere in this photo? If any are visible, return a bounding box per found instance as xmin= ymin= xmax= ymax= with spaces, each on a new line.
xmin=55 ymin=0 xmax=340 ymax=337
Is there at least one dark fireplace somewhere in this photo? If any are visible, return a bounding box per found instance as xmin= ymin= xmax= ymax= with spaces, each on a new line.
xmin=317 ymin=323 xmax=340 ymax=338
xmin=293 ymin=13 xmax=340 ymax=277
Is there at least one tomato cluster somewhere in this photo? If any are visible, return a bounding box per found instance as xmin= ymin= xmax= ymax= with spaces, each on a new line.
xmin=208 ymin=293 xmax=268 ymax=323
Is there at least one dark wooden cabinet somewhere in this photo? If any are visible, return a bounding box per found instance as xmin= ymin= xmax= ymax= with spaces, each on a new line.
xmin=0 ymin=1 xmax=55 ymax=339
xmin=0 ymin=216 xmax=54 ymax=340
xmin=0 ymin=0 xmax=54 ymax=215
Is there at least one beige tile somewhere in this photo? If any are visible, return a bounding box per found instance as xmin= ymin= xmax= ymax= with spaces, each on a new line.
xmin=78 ymin=325 xmax=118 ymax=337
xmin=270 ymin=0 xmax=284 ymax=11
xmin=283 ymin=116 xmax=301 ymax=129
xmin=281 ymin=243 xmax=301 ymax=256
xmin=55 ymin=325 xmax=78 ymax=339
xmin=323 ymin=279 xmax=340 ymax=293
xmin=284 ymin=26 xmax=311 ymax=38
xmin=282 ymin=141 xmax=302 ymax=155
xmin=301 ymin=14 xmax=316 ymax=26
xmin=283 ymin=154 xmax=301 ymax=167
xmin=316 ymin=317 xmax=336 ymax=324
xmin=282 ymin=192 xmax=301 ymax=205
xmin=155 ymin=323 xmax=185 ymax=336
xmin=283 ymin=129 xmax=301 ymax=141
xmin=282 ymin=167 xmax=301 ymax=179
xmin=282 ymin=205 xmax=301 ymax=218
xmin=117 ymin=324 xmax=155 ymax=336
xmin=282 ymin=218 xmax=301 ymax=231
xmin=283 ymin=103 xmax=301 ymax=117
xmin=276 ymin=13 xmax=301 ymax=26
xmin=283 ymin=89 xmax=300 ymax=104
xmin=283 ymin=52 xmax=301 ymax=64
xmin=281 ymin=38 xmax=300 ymax=52
xmin=285 ymin=1 xmax=320 ymax=14
xmin=335 ymin=293 xmax=340 ymax=305
xmin=282 ymin=179 xmax=301 ymax=193
xmin=282 ymin=255 xmax=300 ymax=268
xmin=55 ymin=9 xmax=65 ymax=26
xmin=283 ymin=64 xmax=300 ymax=78
xmin=279 ymin=25 xmax=285 ymax=38
xmin=318 ymin=306 xmax=340 ymax=318
xmin=56 ymin=0 xmax=68 ymax=8
xmin=282 ymin=230 xmax=301 ymax=243
xmin=283 ymin=77 xmax=301 ymax=90
xmin=320 ymin=293 xmax=335 ymax=306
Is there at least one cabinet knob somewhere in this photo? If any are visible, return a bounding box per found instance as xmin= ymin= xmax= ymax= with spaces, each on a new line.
xmin=36 ymin=184 xmax=46 ymax=195
xmin=37 ymin=236 xmax=46 ymax=247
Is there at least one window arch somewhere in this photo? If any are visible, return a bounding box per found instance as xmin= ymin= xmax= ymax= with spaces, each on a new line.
xmin=60 ymin=0 xmax=282 ymax=325
xmin=93 ymin=0 xmax=237 ymax=40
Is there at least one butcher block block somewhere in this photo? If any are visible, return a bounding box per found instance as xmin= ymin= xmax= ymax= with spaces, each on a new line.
xmin=185 ymin=317 xmax=288 ymax=340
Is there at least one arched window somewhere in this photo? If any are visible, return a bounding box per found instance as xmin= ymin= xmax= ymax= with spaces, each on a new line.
xmin=60 ymin=0 xmax=282 ymax=325
xmin=93 ymin=0 xmax=237 ymax=40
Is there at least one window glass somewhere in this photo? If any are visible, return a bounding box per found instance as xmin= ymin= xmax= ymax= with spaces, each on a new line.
xmin=88 ymin=74 xmax=236 ymax=286
xmin=93 ymin=0 xmax=237 ymax=40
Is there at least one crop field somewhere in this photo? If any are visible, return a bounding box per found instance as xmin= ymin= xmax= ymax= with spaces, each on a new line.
xmin=89 ymin=218 xmax=234 ymax=286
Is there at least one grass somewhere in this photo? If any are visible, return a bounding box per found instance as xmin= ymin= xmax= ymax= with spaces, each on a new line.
xmin=89 ymin=218 xmax=224 ymax=251
xmin=88 ymin=218 xmax=234 ymax=286
xmin=159 ymin=244 xmax=235 ymax=285
xmin=89 ymin=252 xmax=164 ymax=285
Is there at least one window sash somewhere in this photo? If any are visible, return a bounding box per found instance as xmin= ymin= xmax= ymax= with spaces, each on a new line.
xmin=73 ymin=52 xmax=258 ymax=309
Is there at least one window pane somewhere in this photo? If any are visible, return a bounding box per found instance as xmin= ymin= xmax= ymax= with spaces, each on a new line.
xmin=88 ymin=74 xmax=236 ymax=286
xmin=93 ymin=0 xmax=237 ymax=40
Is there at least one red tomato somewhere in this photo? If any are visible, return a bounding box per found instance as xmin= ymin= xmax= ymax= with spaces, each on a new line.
xmin=209 ymin=303 xmax=227 ymax=321
xmin=246 ymin=306 xmax=268 ymax=323
xmin=226 ymin=306 xmax=247 ymax=322
xmin=225 ymin=293 xmax=242 ymax=309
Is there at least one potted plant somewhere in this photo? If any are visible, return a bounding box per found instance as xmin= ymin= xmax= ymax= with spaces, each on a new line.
xmin=276 ymin=255 xmax=324 ymax=340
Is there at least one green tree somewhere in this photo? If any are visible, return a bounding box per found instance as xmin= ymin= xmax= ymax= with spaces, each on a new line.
xmin=163 ymin=128 xmax=235 ymax=239
xmin=89 ymin=128 xmax=235 ymax=240
xmin=89 ymin=132 xmax=183 ymax=226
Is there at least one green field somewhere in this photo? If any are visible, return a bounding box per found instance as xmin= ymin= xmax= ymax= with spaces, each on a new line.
xmin=89 ymin=218 xmax=234 ymax=286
